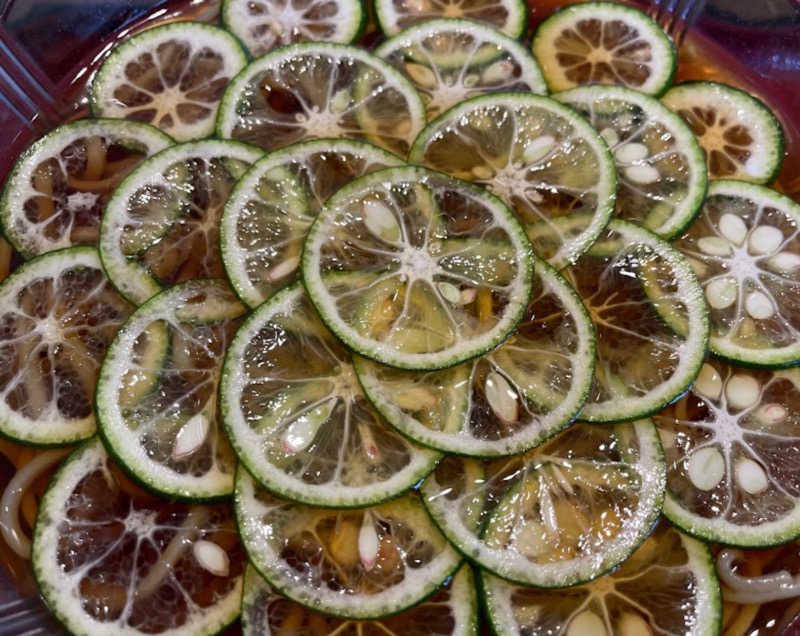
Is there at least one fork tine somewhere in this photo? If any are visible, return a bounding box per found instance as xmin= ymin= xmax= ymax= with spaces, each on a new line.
xmin=648 ymin=0 xmax=667 ymax=23
xmin=672 ymin=0 xmax=706 ymax=48
xmin=653 ymin=0 xmax=679 ymax=24
xmin=668 ymin=0 xmax=688 ymax=39
xmin=649 ymin=0 xmax=706 ymax=49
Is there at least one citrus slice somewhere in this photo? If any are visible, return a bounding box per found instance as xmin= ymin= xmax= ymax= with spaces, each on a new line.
xmin=99 ymin=139 xmax=262 ymax=305
xmin=33 ymin=438 xmax=244 ymax=635
xmin=421 ymin=419 xmax=665 ymax=587
xmin=301 ymin=165 xmax=534 ymax=370
xmin=408 ymin=93 xmax=616 ymax=268
xmin=375 ymin=19 xmax=546 ymax=120
xmin=481 ymin=523 xmax=720 ymax=636
xmin=221 ymin=0 xmax=366 ymax=57
xmin=0 ymin=248 xmax=132 ymax=446
xmin=656 ymin=360 xmax=800 ymax=546
xmin=90 ymin=22 xmax=247 ymax=141
xmin=561 ymin=219 xmax=708 ymax=422
xmin=354 ymin=258 xmax=595 ymax=457
xmin=556 ymin=84 xmax=707 ymax=239
xmin=0 ymin=119 xmax=172 ymax=259
xmin=662 ymin=81 xmax=785 ymax=184
xmin=665 ymin=180 xmax=800 ymax=367
xmin=221 ymin=283 xmax=439 ymax=507
xmin=235 ymin=467 xmax=462 ymax=619
xmin=97 ymin=280 xmax=246 ymax=500
xmin=374 ymin=0 xmax=526 ymax=38
xmin=220 ymin=138 xmax=402 ymax=308
xmin=241 ymin=563 xmax=478 ymax=635
xmin=531 ymin=1 xmax=677 ymax=95
xmin=216 ymin=43 xmax=425 ymax=156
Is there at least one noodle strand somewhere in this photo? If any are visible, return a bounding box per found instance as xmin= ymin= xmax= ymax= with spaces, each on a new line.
xmin=723 ymin=603 xmax=759 ymax=636
xmin=718 ymin=549 xmax=800 ymax=604
xmin=0 ymin=449 xmax=69 ymax=559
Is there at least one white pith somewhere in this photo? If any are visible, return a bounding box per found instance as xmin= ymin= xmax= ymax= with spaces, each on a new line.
xmin=0 ymin=248 xmax=126 ymax=444
xmin=555 ymin=85 xmax=707 ymax=239
xmin=376 ymin=0 xmax=526 ymax=37
xmin=677 ymin=181 xmax=800 ymax=364
xmin=409 ymin=93 xmax=617 ymax=269
xmin=376 ymin=20 xmax=546 ymax=119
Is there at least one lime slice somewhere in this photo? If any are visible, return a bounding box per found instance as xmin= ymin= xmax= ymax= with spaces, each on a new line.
xmin=667 ymin=180 xmax=800 ymax=367
xmin=662 ymin=81 xmax=785 ymax=184
xmin=32 ymin=438 xmax=244 ymax=636
xmin=221 ymin=138 xmax=402 ymax=308
xmin=657 ymin=360 xmax=800 ymax=546
xmin=221 ymin=283 xmax=439 ymax=507
xmin=408 ymin=93 xmax=617 ymax=268
xmin=221 ymin=0 xmax=366 ymax=57
xmin=235 ymin=467 xmax=462 ymax=619
xmin=99 ymin=139 xmax=262 ymax=305
xmin=97 ymin=280 xmax=246 ymax=500
xmin=241 ymin=563 xmax=478 ymax=635
xmin=216 ymin=43 xmax=425 ymax=156
xmin=376 ymin=19 xmax=546 ymax=120
xmin=90 ymin=22 xmax=247 ymax=141
xmin=556 ymin=84 xmax=707 ymax=239
xmin=0 ymin=119 xmax=172 ymax=259
xmin=301 ymin=165 xmax=534 ymax=371
xmin=532 ymin=1 xmax=676 ymax=95
xmin=0 ymin=248 xmax=132 ymax=445
xmin=482 ymin=524 xmax=720 ymax=636
xmin=561 ymin=219 xmax=708 ymax=422
xmin=421 ymin=419 xmax=665 ymax=587
xmin=374 ymin=0 xmax=526 ymax=38
xmin=354 ymin=257 xmax=595 ymax=456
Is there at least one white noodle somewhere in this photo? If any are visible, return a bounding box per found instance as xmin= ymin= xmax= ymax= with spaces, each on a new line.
xmin=717 ymin=549 xmax=800 ymax=604
xmin=0 ymin=449 xmax=70 ymax=559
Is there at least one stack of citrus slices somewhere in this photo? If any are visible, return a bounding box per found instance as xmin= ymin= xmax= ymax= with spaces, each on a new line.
xmin=0 ymin=0 xmax=796 ymax=634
